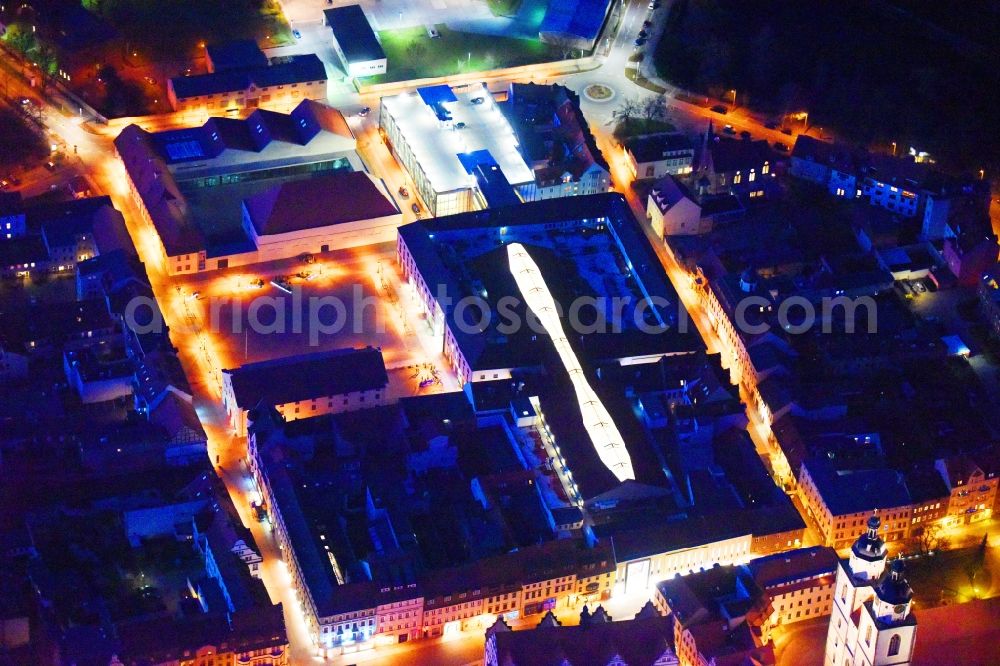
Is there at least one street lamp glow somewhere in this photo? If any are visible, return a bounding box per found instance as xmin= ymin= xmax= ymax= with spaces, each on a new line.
xmin=508 ymin=243 xmax=635 ymax=482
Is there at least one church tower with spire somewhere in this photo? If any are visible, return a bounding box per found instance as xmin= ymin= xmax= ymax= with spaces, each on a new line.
xmin=824 ymin=515 xmax=917 ymax=666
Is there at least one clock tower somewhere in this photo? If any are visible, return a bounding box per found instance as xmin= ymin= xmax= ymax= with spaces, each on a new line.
xmin=824 ymin=515 xmax=917 ymax=666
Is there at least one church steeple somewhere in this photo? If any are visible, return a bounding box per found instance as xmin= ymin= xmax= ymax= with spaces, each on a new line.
xmin=849 ymin=513 xmax=888 ymax=582
xmin=825 ymin=517 xmax=917 ymax=666
xmin=873 ymin=558 xmax=914 ymax=623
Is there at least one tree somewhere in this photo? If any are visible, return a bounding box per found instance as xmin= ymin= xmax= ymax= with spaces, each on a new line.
xmin=965 ymin=534 xmax=988 ymax=593
xmin=612 ymin=96 xmax=641 ymax=125
xmin=2 ymin=22 xmax=37 ymax=55
xmin=545 ymin=34 xmax=578 ymax=61
xmin=641 ymin=94 xmax=667 ymax=123
xmin=913 ymin=522 xmax=949 ymax=555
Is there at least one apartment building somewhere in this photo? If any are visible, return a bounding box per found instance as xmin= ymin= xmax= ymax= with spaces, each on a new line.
xmin=222 ymin=347 xmax=388 ymax=436
xmin=167 ymin=41 xmax=327 ymax=113
xmin=798 ymin=460 xmax=916 ymax=549
xmin=936 ymin=454 xmax=998 ymax=526
xmin=747 ymin=546 xmax=838 ymax=639
xmin=624 ymin=133 xmax=695 ymax=181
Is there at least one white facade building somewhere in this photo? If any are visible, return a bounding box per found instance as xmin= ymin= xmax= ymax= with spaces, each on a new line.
xmin=825 ymin=516 xmax=917 ymax=666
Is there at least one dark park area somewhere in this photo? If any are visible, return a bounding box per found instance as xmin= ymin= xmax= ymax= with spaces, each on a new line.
xmin=653 ymin=0 xmax=1000 ymax=173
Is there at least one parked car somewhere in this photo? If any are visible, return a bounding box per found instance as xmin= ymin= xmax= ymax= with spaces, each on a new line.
xmin=297 ymin=252 xmax=315 ymax=264
xmin=634 ymin=37 xmax=646 ymax=47
xmin=292 ymin=29 xmax=301 ymax=39
xmin=722 ymin=124 xmax=736 ymax=135
xmin=764 ymin=121 xmax=778 ymax=130
xmin=454 ymin=121 xmax=467 ymax=129
xmin=411 ymin=203 xmax=421 ymax=214
xmin=638 ymin=30 xmax=648 ymax=38
xmin=739 ymin=130 xmax=751 ymax=139
xmin=773 ymin=142 xmax=789 ymax=152
xmin=781 ymin=127 xmax=793 ymax=135
xmin=643 ymin=20 xmax=653 ymax=27
xmin=710 ymin=104 xmax=728 ymax=114
xmin=358 ymin=106 xmax=371 ymax=117
xmin=44 ymin=161 xmax=58 ymax=171
xmin=398 ymin=186 xmax=409 ymax=198
xmin=470 ymin=96 xmax=485 ymax=105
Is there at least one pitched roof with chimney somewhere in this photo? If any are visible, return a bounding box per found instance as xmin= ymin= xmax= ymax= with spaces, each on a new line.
xmin=625 ymin=133 xmax=694 ymax=164
xmin=206 ymin=39 xmax=268 ymax=72
xmin=489 ymin=612 xmax=678 ymax=666
xmin=790 ymin=135 xmax=865 ymax=173
xmin=223 ymin=347 xmax=387 ymax=410
xmin=170 ymin=53 xmax=327 ymax=100
xmin=747 ymin=546 xmax=838 ymax=589
xmin=649 ymin=174 xmax=698 ymax=214
xmin=705 ymin=136 xmax=774 ymax=174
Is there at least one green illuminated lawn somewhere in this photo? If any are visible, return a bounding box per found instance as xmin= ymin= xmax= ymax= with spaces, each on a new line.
xmin=362 ymin=24 xmax=557 ymax=84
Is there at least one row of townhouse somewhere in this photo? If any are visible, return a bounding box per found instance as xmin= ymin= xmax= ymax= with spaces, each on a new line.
xmin=246 ymin=413 xmax=617 ymax=655
xmin=167 ymin=40 xmax=328 ymax=113
xmin=798 ymin=449 xmax=999 ymax=550
xmin=790 ymin=135 xmax=992 ymax=240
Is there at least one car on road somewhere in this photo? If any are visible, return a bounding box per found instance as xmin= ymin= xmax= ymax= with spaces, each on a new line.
xmin=0 ymin=179 xmax=10 ymax=191
xmin=297 ymin=252 xmax=315 ymax=264
xmin=722 ymin=124 xmax=735 ymax=135
xmin=398 ymin=186 xmax=409 ymax=198
xmin=773 ymin=142 xmax=789 ymax=152
xmin=740 ymin=130 xmax=751 ymax=139
xmin=470 ymin=96 xmax=485 ymax=105
xmin=454 ymin=121 xmax=467 ymax=129
xmin=358 ymin=106 xmax=370 ymax=117
xmin=411 ymin=203 xmax=421 ymax=214
xmin=44 ymin=161 xmax=58 ymax=171
xmin=428 ymin=27 xmax=440 ymax=38
xmin=710 ymin=104 xmax=728 ymax=114
xmin=292 ymin=29 xmax=301 ymax=40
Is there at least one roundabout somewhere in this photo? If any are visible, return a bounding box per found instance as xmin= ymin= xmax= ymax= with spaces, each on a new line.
xmin=583 ymin=83 xmax=615 ymax=103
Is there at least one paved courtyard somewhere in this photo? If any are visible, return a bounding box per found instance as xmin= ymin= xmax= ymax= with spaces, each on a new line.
xmin=173 ymin=242 xmax=459 ymax=401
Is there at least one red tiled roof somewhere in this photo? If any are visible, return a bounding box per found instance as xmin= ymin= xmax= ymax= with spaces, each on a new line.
xmin=491 ymin=615 xmax=678 ymax=666
xmin=747 ymin=546 xmax=838 ymax=589
xmin=914 ymin=597 xmax=1000 ymax=666
xmin=244 ymin=171 xmax=398 ymax=237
